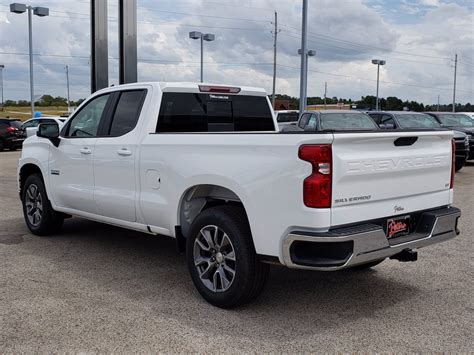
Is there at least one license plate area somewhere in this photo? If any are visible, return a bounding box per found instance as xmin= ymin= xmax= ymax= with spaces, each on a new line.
xmin=386 ymin=215 xmax=410 ymax=239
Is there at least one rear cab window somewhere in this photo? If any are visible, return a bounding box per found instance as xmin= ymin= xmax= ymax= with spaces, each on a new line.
xmin=277 ymin=112 xmax=299 ymax=123
xmin=156 ymin=92 xmax=275 ymax=132
xmin=320 ymin=113 xmax=378 ymax=131
xmin=394 ymin=113 xmax=441 ymax=129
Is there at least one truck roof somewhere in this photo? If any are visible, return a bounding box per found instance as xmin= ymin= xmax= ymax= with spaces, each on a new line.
xmin=96 ymin=82 xmax=268 ymax=97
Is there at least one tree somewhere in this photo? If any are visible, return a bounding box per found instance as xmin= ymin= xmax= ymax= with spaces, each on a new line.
xmin=385 ymin=96 xmax=403 ymax=111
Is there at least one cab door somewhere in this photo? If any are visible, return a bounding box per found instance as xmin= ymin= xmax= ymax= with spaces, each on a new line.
xmin=48 ymin=93 xmax=112 ymax=214
xmin=93 ymin=89 xmax=147 ymax=222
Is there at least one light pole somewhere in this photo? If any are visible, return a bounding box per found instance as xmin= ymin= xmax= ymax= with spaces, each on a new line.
xmin=0 ymin=65 xmax=4 ymax=110
xmin=189 ymin=31 xmax=215 ymax=83
xmin=10 ymin=3 xmax=49 ymax=117
xmin=298 ymin=48 xmax=316 ymax=110
xmin=299 ymin=0 xmax=308 ymax=115
xmin=371 ymin=59 xmax=386 ymax=110
xmin=65 ymin=65 xmax=71 ymax=113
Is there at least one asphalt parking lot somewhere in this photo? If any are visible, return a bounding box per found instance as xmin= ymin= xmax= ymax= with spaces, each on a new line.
xmin=0 ymin=150 xmax=473 ymax=353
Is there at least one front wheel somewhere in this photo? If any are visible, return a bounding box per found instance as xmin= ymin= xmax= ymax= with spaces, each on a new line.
xmin=186 ymin=205 xmax=269 ymax=308
xmin=22 ymin=173 xmax=64 ymax=236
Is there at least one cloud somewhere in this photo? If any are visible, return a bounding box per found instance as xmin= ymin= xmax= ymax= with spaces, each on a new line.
xmin=0 ymin=0 xmax=472 ymax=105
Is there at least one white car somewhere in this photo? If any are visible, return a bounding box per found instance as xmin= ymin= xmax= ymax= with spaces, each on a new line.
xmin=17 ymin=82 xmax=461 ymax=308
xmin=275 ymin=110 xmax=299 ymax=130
xmin=21 ymin=116 xmax=66 ymax=138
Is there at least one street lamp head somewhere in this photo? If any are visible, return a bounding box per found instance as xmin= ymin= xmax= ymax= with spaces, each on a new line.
xmin=372 ymin=59 xmax=386 ymax=65
xmin=298 ymin=49 xmax=316 ymax=56
xmin=189 ymin=31 xmax=202 ymax=40
xmin=33 ymin=6 xmax=49 ymax=17
xmin=0 ymin=65 xmax=4 ymax=69
xmin=203 ymin=33 xmax=215 ymax=42
xmin=10 ymin=3 xmax=27 ymax=14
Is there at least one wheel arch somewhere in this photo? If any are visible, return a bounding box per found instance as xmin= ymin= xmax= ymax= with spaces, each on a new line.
xmin=19 ymin=163 xmax=44 ymax=201
xmin=177 ymin=184 xmax=250 ymax=239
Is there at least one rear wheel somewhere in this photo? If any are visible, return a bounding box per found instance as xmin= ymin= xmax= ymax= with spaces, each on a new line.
xmin=0 ymin=140 xmax=4 ymax=152
xmin=22 ymin=173 xmax=64 ymax=236
xmin=186 ymin=205 xmax=269 ymax=308
xmin=455 ymin=160 xmax=464 ymax=172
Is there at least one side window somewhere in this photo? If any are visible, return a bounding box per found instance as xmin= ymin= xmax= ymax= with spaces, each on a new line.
xmin=368 ymin=114 xmax=381 ymax=124
xmin=305 ymin=114 xmax=317 ymax=130
xmin=22 ymin=120 xmax=38 ymax=128
xmin=64 ymin=94 xmax=110 ymax=138
xmin=298 ymin=114 xmax=310 ymax=129
xmin=381 ymin=114 xmax=396 ymax=126
xmin=108 ymin=90 xmax=146 ymax=136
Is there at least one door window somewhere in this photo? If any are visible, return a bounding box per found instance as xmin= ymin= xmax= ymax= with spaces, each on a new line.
xmin=108 ymin=90 xmax=147 ymax=136
xmin=64 ymin=94 xmax=111 ymax=137
xmin=305 ymin=114 xmax=318 ymax=130
xmin=380 ymin=114 xmax=396 ymax=126
xmin=298 ymin=114 xmax=310 ymax=129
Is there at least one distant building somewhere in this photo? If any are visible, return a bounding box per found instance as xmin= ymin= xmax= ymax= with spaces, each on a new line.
xmin=273 ymin=99 xmax=290 ymax=110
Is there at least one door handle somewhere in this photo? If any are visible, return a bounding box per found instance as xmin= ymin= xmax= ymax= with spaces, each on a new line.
xmin=117 ymin=148 xmax=132 ymax=156
xmin=79 ymin=147 xmax=92 ymax=155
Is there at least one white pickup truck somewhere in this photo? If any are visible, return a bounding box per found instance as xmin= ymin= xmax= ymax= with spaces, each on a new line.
xmin=18 ymin=82 xmax=461 ymax=308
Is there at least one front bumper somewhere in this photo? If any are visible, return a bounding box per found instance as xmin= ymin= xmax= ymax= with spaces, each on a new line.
xmin=281 ymin=206 xmax=461 ymax=271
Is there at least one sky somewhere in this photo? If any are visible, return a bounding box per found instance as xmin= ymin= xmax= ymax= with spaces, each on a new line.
xmin=0 ymin=0 xmax=473 ymax=105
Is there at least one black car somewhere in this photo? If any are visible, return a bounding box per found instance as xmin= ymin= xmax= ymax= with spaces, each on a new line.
xmin=425 ymin=112 xmax=474 ymax=160
xmin=0 ymin=118 xmax=26 ymax=151
xmin=283 ymin=110 xmax=379 ymax=132
xmin=367 ymin=111 xmax=469 ymax=172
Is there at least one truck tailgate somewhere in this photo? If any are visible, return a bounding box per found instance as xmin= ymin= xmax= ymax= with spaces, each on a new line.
xmin=331 ymin=131 xmax=453 ymax=226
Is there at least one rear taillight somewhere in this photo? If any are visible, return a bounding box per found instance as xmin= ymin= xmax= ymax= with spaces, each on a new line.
xmin=6 ymin=127 xmax=17 ymax=133
xmin=298 ymin=144 xmax=332 ymax=208
xmin=450 ymin=139 xmax=455 ymax=189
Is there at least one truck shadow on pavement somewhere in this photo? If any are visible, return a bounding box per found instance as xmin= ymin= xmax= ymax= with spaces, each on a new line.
xmin=10 ymin=216 xmax=421 ymax=341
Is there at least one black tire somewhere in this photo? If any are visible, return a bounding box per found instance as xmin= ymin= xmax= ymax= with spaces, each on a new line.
xmin=455 ymin=160 xmax=464 ymax=172
xmin=22 ymin=173 xmax=64 ymax=236
xmin=186 ymin=205 xmax=269 ymax=308
xmin=350 ymin=258 xmax=385 ymax=270
xmin=0 ymin=140 xmax=4 ymax=152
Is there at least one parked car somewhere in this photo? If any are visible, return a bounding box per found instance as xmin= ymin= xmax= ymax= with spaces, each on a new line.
xmin=0 ymin=118 xmax=26 ymax=151
xmin=367 ymin=111 xmax=469 ymax=171
xmin=22 ymin=116 xmax=66 ymax=138
xmin=458 ymin=112 xmax=474 ymax=120
xmin=275 ymin=110 xmax=299 ymax=130
xmin=282 ymin=110 xmax=379 ymax=132
xmin=18 ymin=82 xmax=460 ymax=308
xmin=425 ymin=112 xmax=474 ymax=160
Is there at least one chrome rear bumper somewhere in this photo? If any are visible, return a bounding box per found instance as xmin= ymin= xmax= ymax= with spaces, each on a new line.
xmin=281 ymin=206 xmax=461 ymax=271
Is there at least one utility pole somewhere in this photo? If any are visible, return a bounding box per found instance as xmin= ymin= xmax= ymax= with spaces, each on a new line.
xmin=299 ymin=0 xmax=308 ymax=115
xmin=452 ymin=53 xmax=457 ymax=113
xmin=324 ymin=82 xmax=327 ymax=108
xmin=437 ymin=94 xmax=440 ymax=111
xmin=271 ymin=11 xmax=280 ymax=109
xmin=0 ymin=65 xmax=4 ymax=110
xmin=65 ymin=65 xmax=71 ymax=113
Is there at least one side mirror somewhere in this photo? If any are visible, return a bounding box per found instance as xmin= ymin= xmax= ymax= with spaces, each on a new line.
xmin=379 ymin=123 xmax=395 ymax=129
xmin=37 ymin=123 xmax=60 ymax=147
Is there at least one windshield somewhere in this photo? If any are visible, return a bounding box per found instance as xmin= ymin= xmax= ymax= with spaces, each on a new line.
xmin=276 ymin=112 xmax=299 ymax=123
xmin=436 ymin=114 xmax=474 ymax=127
xmin=320 ymin=112 xmax=378 ymax=130
xmin=395 ymin=113 xmax=441 ymax=128
xmin=10 ymin=120 xmax=23 ymax=129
